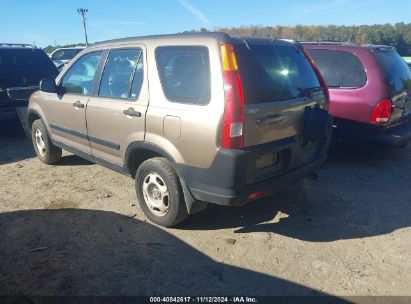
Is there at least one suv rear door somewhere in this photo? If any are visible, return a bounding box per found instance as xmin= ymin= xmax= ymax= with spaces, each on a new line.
xmin=85 ymin=46 xmax=148 ymax=165
xmin=234 ymin=41 xmax=328 ymax=153
xmin=373 ymin=50 xmax=411 ymax=125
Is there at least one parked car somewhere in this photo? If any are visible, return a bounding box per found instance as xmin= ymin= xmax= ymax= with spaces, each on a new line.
xmin=49 ymin=47 xmax=85 ymax=70
xmin=303 ymin=42 xmax=411 ymax=148
xmin=28 ymin=33 xmax=332 ymax=227
xmin=0 ymin=43 xmax=58 ymax=127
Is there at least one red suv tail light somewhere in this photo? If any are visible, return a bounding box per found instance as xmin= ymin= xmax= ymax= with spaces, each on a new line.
xmin=301 ymin=48 xmax=330 ymax=109
xmin=220 ymin=44 xmax=245 ymax=149
xmin=370 ymin=99 xmax=392 ymax=124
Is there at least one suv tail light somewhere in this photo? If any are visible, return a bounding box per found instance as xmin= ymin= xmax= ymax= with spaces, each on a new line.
xmin=220 ymin=44 xmax=245 ymax=149
xmin=301 ymin=48 xmax=330 ymax=109
xmin=371 ymin=99 xmax=392 ymax=124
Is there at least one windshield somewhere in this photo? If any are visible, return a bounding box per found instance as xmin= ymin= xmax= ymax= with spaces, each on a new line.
xmin=374 ymin=50 xmax=411 ymax=95
xmin=0 ymin=49 xmax=58 ymax=88
xmin=234 ymin=41 xmax=321 ymax=104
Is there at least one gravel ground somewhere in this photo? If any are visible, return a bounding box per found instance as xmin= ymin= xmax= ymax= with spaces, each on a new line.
xmin=1 ymin=116 xmax=410 ymax=300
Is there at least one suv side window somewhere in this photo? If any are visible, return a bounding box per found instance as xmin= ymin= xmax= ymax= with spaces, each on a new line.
xmin=51 ymin=50 xmax=64 ymax=60
xmin=99 ymin=49 xmax=143 ymax=100
xmin=130 ymin=53 xmax=144 ymax=99
xmin=155 ymin=46 xmax=210 ymax=105
xmin=52 ymin=49 xmax=76 ymax=61
xmin=61 ymin=51 xmax=103 ymax=95
xmin=307 ymin=49 xmax=367 ymax=88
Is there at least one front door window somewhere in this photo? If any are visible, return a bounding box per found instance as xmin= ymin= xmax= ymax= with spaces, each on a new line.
xmin=61 ymin=51 xmax=103 ymax=96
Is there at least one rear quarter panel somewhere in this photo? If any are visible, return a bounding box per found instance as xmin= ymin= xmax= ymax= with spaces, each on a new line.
xmin=143 ymin=37 xmax=225 ymax=169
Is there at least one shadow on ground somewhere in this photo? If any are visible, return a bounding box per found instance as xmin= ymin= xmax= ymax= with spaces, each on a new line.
xmin=0 ymin=113 xmax=34 ymax=164
xmin=0 ymin=114 xmax=92 ymax=166
xmin=182 ymin=143 xmax=411 ymax=242
xmin=57 ymin=155 xmax=93 ymax=166
xmin=0 ymin=209 xmax=348 ymax=301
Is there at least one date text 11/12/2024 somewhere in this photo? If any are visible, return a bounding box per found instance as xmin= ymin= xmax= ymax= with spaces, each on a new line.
xmin=149 ymin=296 xmax=258 ymax=303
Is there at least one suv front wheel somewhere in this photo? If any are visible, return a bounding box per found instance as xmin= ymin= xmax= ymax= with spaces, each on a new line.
xmin=135 ymin=157 xmax=188 ymax=227
xmin=31 ymin=119 xmax=62 ymax=164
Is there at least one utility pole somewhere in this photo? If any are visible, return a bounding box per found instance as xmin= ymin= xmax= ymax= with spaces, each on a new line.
xmin=77 ymin=8 xmax=89 ymax=46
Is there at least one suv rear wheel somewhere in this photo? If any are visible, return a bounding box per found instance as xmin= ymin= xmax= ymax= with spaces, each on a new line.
xmin=31 ymin=119 xmax=62 ymax=164
xmin=135 ymin=157 xmax=188 ymax=227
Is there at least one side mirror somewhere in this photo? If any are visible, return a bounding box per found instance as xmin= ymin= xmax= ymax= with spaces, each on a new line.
xmin=40 ymin=79 xmax=57 ymax=93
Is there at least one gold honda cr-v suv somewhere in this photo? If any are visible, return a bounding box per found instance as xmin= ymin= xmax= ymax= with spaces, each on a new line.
xmin=28 ymin=32 xmax=332 ymax=227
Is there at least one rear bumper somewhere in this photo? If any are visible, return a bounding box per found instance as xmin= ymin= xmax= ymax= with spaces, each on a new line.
xmin=335 ymin=118 xmax=411 ymax=148
xmin=180 ymin=136 xmax=330 ymax=206
xmin=188 ymin=154 xmax=327 ymax=206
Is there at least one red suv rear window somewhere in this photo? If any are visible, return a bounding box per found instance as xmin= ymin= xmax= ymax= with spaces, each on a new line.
xmin=307 ymin=49 xmax=367 ymax=89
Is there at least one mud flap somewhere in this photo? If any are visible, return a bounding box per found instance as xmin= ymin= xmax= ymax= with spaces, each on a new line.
xmin=180 ymin=178 xmax=208 ymax=215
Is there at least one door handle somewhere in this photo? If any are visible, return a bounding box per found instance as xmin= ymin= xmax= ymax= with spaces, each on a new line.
xmin=123 ymin=107 xmax=141 ymax=117
xmin=72 ymin=101 xmax=85 ymax=108
xmin=256 ymin=114 xmax=285 ymax=125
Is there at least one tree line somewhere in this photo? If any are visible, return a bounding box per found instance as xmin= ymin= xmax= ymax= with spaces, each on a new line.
xmin=216 ymin=23 xmax=411 ymax=56
xmin=44 ymin=23 xmax=411 ymax=56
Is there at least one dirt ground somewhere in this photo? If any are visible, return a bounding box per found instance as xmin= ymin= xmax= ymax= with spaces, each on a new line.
xmin=1 ymin=115 xmax=411 ymax=299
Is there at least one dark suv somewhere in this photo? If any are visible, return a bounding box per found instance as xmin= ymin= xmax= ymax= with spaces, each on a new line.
xmin=0 ymin=44 xmax=58 ymax=124
xmin=303 ymin=42 xmax=411 ymax=148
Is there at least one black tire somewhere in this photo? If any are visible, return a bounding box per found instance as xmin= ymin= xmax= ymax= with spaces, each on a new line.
xmin=31 ymin=119 xmax=62 ymax=165
xmin=135 ymin=157 xmax=189 ymax=227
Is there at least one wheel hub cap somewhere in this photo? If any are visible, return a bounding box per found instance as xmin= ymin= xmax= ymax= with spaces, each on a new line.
xmin=142 ymin=172 xmax=170 ymax=216
xmin=35 ymin=129 xmax=46 ymax=157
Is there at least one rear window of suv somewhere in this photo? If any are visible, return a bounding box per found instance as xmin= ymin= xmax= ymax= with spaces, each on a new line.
xmin=233 ymin=41 xmax=321 ymax=104
xmin=374 ymin=50 xmax=411 ymax=94
xmin=307 ymin=49 xmax=367 ymax=89
xmin=0 ymin=49 xmax=58 ymax=87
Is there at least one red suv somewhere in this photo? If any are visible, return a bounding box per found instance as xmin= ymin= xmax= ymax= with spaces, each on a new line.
xmin=303 ymin=42 xmax=411 ymax=148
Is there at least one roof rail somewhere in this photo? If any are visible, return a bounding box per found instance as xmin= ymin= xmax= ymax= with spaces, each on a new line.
xmin=94 ymin=32 xmax=232 ymax=46
xmin=361 ymin=44 xmax=396 ymax=51
xmin=300 ymin=41 xmax=396 ymax=51
xmin=300 ymin=41 xmax=359 ymax=46
xmin=0 ymin=43 xmax=36 ymax=48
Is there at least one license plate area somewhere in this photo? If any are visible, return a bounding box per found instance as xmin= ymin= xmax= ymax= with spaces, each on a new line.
xmin=252 ymin=149 xmax=291 ymax=182
xmin=256 ymin=152 xmax=280 ymax=169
